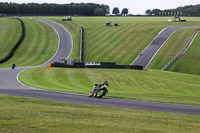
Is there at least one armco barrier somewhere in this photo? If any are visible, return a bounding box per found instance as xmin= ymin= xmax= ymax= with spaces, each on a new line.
xmin=0 ymin=18 xmax=25 ymax=63
xmin=162 ymin=29 xmax=200 ymax=70
xmin=80 ymin=26 xmax=84 ymax=63
xmin=51 ymin=62 xmax=143 ymax=70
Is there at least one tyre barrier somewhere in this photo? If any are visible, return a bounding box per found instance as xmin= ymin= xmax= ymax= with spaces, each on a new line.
xmin=50 ymin=62 xmax=143 ymax=70
xmin=0 ymin=18 xmax=25 ymax=63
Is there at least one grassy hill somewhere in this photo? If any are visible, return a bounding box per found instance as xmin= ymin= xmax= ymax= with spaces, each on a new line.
xmin=0 ymin=18 xmax=58 ymax=68
xmin=0 ymin=18 xmax=21 ymax=60
xmin=45 ymin=17 xmax=200 ymax=66
xmin=19 ymin=67 xmax=200 ymax=106
xmin=1 ymin=17 xmax=199 ymax=71
xmin=44 ymin=16 xmax=200 ymax=76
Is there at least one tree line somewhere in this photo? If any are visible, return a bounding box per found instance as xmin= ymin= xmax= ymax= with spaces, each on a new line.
xmin=0 ymin=2 xmax=110 ymax=16
xmin=145 ymin=4 xmax=200 ymax=16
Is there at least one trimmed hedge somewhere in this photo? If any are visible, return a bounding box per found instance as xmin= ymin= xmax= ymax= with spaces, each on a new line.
xmin=0 ymin=18 xmax=25 ymax=63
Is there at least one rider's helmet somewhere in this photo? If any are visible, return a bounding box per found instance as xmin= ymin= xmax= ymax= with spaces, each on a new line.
xmin=104 ymin=81 xmax=107 ymax=83
xmin=103 ymin=81 xmax=108 ymax=86
xmin=95 ymin=84 xmax=98 ymax=86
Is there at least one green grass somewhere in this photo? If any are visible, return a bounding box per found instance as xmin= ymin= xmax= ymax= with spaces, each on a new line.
xmin=147 ymin=27 xmax=198 ymax=69
xmin=166 ymin=32 xmax=200 ymax=75
xmin=0 ymin=95 xmax=200 ymax=133
xmin=43 ymin=17 xmax=200 ymax=65
xmin=19 ymin=67 xmax=200 ymax=106
xmin=0 ymin=18 xmax=22 ymax=60
xmin=0 ymin=18 xmax=58 ymax=68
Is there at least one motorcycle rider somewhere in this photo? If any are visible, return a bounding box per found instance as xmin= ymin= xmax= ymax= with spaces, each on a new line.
xmin=92 ymin=84 xmax=99 ymax=92
xmin=95 ymin=81 xmax=109 ymax=89
xmin=89 ymin=81 xmax=109 ymax=97
xmin=99 ymin=81 xmax=109 ymax=88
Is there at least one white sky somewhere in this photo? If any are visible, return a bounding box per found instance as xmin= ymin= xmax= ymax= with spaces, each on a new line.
xmin=1 ymin=0 xmax=200 ymax=14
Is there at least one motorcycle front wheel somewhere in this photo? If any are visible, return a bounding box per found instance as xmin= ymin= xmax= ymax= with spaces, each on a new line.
xmin=88 ymin=92 xmax=93 ymax=97
xmin=97 ymin=90 xmax=107 ymax=98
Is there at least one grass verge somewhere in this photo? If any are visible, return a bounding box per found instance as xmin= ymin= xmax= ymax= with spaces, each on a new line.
xmin=19 ymin=67 xmax=200 ymax=106
xmin=0 ymin=95 xmax=200 ymax=133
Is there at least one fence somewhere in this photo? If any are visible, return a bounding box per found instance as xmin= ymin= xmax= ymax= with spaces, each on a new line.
xmin=80 ymin=26 xmax=84 ymax=63
xmin=0 ymin=18 xmax=25 ymax=63
xmin=162 ymin=29 xmax=200 ymax=70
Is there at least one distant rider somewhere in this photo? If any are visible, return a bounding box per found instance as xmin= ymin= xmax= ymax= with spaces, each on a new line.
xmin=12 ymin=63 xmax=16 ymax=70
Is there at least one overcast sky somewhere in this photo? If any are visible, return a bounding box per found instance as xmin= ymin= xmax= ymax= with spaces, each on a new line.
xmin=1 ymin=0 xmax=200 ymax=14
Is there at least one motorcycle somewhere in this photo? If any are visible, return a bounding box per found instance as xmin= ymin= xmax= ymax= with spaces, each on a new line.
xmin=88 ymin=85 xmax=108 ymax=98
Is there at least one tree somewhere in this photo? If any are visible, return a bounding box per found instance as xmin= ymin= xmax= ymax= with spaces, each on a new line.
xmin=152 ymin=9 xmax=161 ymax=16
xmin=94 ymin=8 xmax=105 ymax=16
xmin=101 ymin=4 xmax=110 ymax=15
xmin=121 ymin=8 xmax=128 ymax=16
xmin=112 ymin=7 xmax=120 ymax=15
xmin=145 ymin=9 xmax=152 ymax=15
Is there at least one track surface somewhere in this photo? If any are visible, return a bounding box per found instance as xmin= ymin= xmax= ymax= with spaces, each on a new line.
xmin=0 ymin=19 xmax=200 ymax=115
xmin=131 ymin=25 xmax=200 ymax=68
xmin=37 ymin=18 xmax=73 ymax=65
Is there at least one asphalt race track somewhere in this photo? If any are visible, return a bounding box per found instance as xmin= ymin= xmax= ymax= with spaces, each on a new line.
xmin=131 ymin=25 xmax=200 ymax=68
xmin=36 ymin=18 xmax=73 ymax=65
xmin=1 ymin=88 xmax=200 ymax=115
xmin=0 ymin=19 xmax=200 ymax=115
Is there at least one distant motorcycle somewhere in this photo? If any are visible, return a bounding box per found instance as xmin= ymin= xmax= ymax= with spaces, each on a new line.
xmin=89 ymin=85 xmax=108 ymax=98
